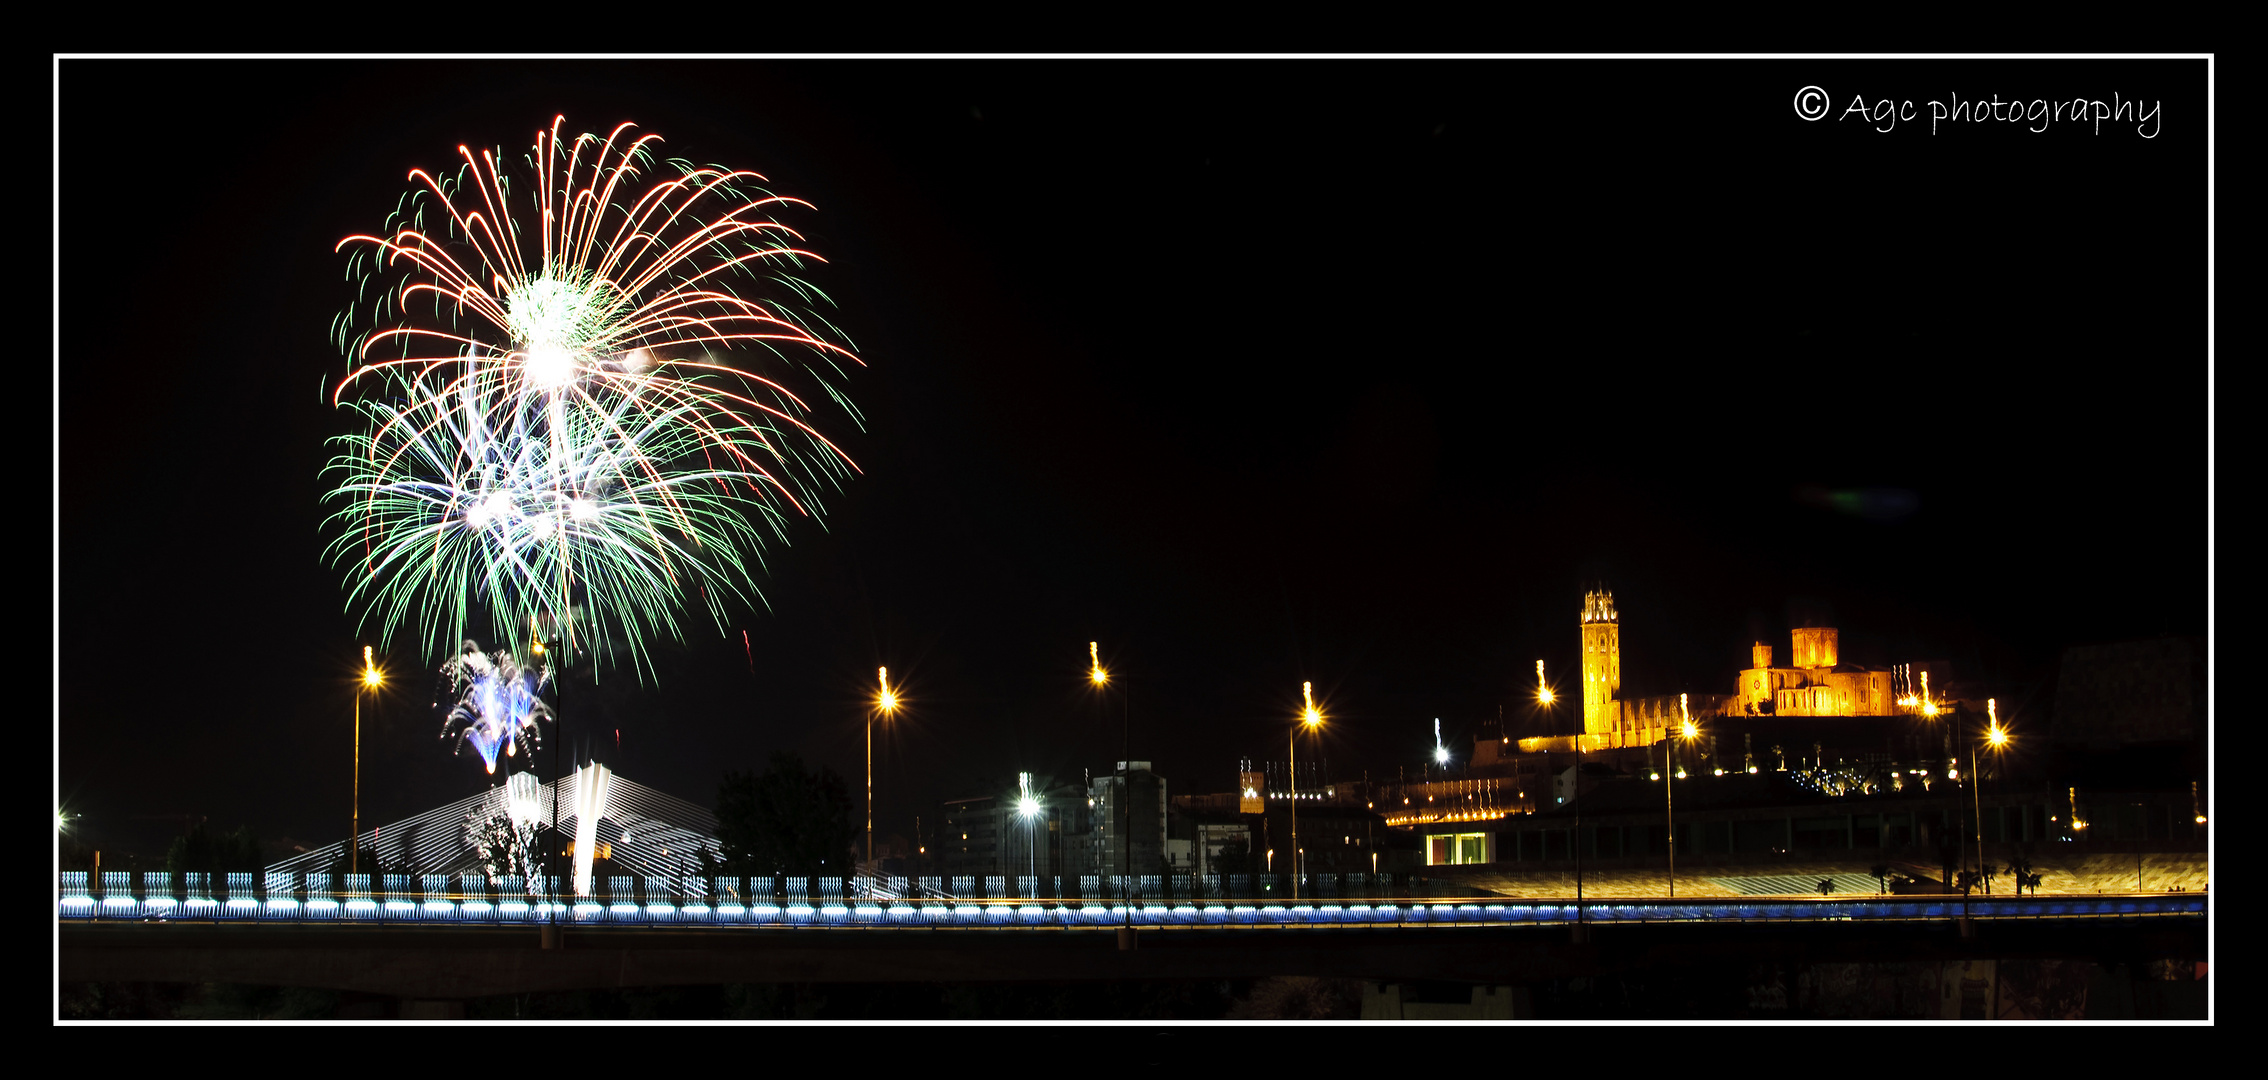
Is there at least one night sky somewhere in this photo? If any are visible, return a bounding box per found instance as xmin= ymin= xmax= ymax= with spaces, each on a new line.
xmin=55 ymin=58 xmax=2208 ymax=865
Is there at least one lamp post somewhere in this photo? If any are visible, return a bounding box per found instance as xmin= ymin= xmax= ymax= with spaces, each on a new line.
xmin=1971 ymin=699 xmax=2007 ymax=896
xmin=1660 ymin=738 xmax=1672 ymax=898
xmin=1089 ymin=644 xmax=1133 ymax=943
xmin=1573 ymin=721 xmax=1583 ymax=924
xmin=1537 ymin=661 xmax=1571 ymax=914
xmin=1291 ymin=682 xmax=1322 ymax=902
xmin=1665 ymin=702 xmax=1697 ymax=899
xmin=2128 ymin=802 xmax=2147 ymax=892
xmin=870 ymin=667 xmax=897 ymax=887
xmin=545 ymin=636 xmax=559 ymax=944
xmin=1017 ymin=771 xmax=1040 ymax=896
xmin=351 ymin=645 xmax=383 ymax=876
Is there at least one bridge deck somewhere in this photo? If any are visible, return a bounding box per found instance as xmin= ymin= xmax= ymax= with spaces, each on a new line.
xmin=60 ymin=891 xmax=2205 ymax=928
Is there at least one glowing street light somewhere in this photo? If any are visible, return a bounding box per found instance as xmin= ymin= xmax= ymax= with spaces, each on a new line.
xmin=1536 ymin=660 xmax=1554 ymax=707
xmin=1016 ymin=771 xmax=1041 ymax=893
xmin=869 ymin=666 xmax=897 ymax=880
xmin=1971 ymin=699 xmax=2010 ymax=898
xmin=1666 ymin=696 xmax=1698 ymax=899
xmin=1089 ymin=642 xmax=1134 ymax=944
xmin=1292 ymin=682 xmax=1323 ymax=902
xmin=352 ymin=645 xmax=384 ymax=876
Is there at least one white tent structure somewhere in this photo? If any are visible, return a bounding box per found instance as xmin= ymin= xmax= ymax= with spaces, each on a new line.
xmin=270 ymin=763 xmax=719 ymax=895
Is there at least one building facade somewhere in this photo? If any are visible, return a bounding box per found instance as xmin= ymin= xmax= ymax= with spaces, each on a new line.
xmin=1091 ymin=761 xmax=1173 ymax=879
xmin=938 ymin=777 xmax=1094 ymax=881
xmin=1738 ymin=628 xmax=1899 ymax=717
xmin=1521 ymin=589 xmax=1736 ymax=753
xmin=1520 ymin=589 xmax=1914 ymax=756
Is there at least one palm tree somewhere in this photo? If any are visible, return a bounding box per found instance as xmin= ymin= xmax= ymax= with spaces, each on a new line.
xmin=2004 ymin=846 xmax=2037 ymax=897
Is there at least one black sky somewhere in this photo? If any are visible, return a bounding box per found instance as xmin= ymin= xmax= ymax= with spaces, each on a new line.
xmin=55 ymin=58 xmax=2209 ymax=863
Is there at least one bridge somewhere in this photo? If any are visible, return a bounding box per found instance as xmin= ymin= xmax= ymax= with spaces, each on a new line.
xmin=60 ymin=870 xmax=2204 ymax=1005
xmin=58 ymin=869 xmax=2205 ymax=930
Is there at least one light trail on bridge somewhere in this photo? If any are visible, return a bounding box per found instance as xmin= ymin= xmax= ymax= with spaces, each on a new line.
xmin=59 ymin=872 xmax=2204 ymax=930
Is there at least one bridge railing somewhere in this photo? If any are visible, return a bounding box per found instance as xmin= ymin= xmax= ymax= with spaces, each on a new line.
xmin=57 ymin=870 xmax=2210 ymax=928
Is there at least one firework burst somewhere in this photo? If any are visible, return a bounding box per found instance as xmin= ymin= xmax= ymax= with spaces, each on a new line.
xmin=325 ymin=117 xmax=864 ymax=672
xmin=440 ymin=641 xmax=554 ymax=774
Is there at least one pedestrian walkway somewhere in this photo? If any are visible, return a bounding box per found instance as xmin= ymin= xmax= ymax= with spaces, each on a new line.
xmin=1429 ymin=852 xmax=2206 ymax=900
xmin=1711 ymin=873 xmax=1877 ymax=896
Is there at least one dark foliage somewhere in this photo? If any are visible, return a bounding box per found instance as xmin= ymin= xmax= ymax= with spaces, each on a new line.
xmin=1225 ymin=976 xmax=1362 ymax=1019
xmin=326 ymin=841 xmax=407 ymax=879
xmin=715 ymin=752 xmax=858 ymax=877
xmin=1211 ymin=837 xmax=1253 ymax=877
xmin=2005 ymin=845 xmax=2038 ymax=896
xmin=59 ymin=982 xmax=337 ymax=1020
xmin=163 ymin=823 xmax=263 ymax=877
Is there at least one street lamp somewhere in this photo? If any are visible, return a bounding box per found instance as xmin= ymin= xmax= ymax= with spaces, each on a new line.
xmin=869 ymin=666 xmax=897 ymax=884
xmin=1089 ymin=643 xmax=1134 ymax=942
xmin=2131 ymin=801 xmax=2150 ymax=892
xmin=1017 ymin=771 xmax=1040 ymax=895
xmin=352 ymin=645 xmax=384 ymax=876
xmin=1291 ymin=682 xmax=1323 ymax=901
xmin=1663 ymin=702 xmax=1698 ymax=899
xmin=1971 ymin=699 xmax=2008 ymax=896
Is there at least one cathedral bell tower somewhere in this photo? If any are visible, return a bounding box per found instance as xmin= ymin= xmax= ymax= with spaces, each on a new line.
xmin=1581 ymin=589 xmax=1620 ymax=737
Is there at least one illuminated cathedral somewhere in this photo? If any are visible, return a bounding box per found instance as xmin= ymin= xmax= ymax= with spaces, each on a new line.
xmin=1513 ymin=588 xmax=1907 ymax=755
xmin=1737 ymin=622 xmax=1900 ymax=717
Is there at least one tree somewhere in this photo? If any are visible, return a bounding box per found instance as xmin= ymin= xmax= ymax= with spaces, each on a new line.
xmin=1226 ymin=977 xmax=1362 ymax=1020
xmin=2005 ymin=846 xmax=2038 ymax=897
xmin=165 ymin=823 xmax=263 ymax=877
xmin=466 ymin=807 xmax=542 ymax=897
xmin=1936 ymin=825 xmax=1961 ymax=896
xmin=715 ymin=753 xmax=858 ymax=878
xmin=1869 ymin=862 xmax=1893 ymax=895
xmin=1818 ymin=878 xmax=1837 ymax=896
xmin=694 ymin=841 xmax=725 ymax=900
xmin=1211 ymin=837 xmax=1253 ymax=878
xmin=326 ymin=841 xmax=406 ymax=880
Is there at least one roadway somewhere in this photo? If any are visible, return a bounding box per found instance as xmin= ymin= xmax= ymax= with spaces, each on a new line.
xmin=61 ymin=897 xmax=2204 ymax=999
